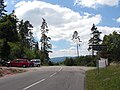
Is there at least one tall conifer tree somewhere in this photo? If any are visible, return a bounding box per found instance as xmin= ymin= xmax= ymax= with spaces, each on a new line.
xmin=88 ymin=24 xmax=102 ymax=56
xmin=40 ymin=18 xmax=52 ymax=64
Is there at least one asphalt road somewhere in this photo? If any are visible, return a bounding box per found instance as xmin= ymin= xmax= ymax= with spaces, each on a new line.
xmin=0 ymin=66 xmax=85 ymax=90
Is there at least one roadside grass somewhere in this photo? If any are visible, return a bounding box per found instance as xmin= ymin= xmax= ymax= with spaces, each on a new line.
xmin=86 ymin=65 xmax=120 ymax=90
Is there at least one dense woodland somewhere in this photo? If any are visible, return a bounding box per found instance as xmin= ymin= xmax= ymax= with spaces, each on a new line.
xmin=0 ymin=0 xmax=52 ymax=65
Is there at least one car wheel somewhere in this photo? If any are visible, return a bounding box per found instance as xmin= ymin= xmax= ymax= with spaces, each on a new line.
xmin=22 ymin=65 xmax=26 ymax=68
xmin=30 ymin=64 xmax=33 ymax=67
xmin=7 ymin=64 xmax=11 ymax=67
xmin=38 ymin=64 xmax=40 ymax=67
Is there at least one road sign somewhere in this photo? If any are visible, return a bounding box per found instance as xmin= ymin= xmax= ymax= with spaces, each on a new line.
xmin=89 ymin=45 xmax=107 ymax=51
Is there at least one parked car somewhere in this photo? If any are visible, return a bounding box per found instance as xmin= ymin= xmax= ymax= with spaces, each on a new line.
xmin=0 ymin=59 xmax=8 ymax=66
xmin=30 ymin=59 xmax=41 ymax=67
xmin=7 ymin=59 xmax=34 ymax=68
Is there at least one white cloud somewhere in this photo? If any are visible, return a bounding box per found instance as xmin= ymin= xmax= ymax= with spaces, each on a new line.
xmin=74 ymin=0 xmax=120 ymax=8
xmin=15 ymin=0 xmax=102 ymax=42
xmin=14 ymin=0 xmax=120 ymax=58
xmin=98 ymin=26 xmax=120 ymax=36
xmin=69 ymin=47 xmax=76 ymax=50
xmin=4 ymin=1 xmax=8 ymax=5
xmin=116 ymin=17 xmax=120 ymax=23
xmin=4 ymin=0 xmax=9 ymax=5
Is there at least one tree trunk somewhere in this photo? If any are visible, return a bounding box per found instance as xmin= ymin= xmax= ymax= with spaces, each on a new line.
xmin=77 ymin=44 xmax=79 ymax=57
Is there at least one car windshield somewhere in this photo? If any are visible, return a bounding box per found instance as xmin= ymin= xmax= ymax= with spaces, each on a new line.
xmin=31 ymin=59 xmax=40 ymax=62
xmin=34 ymin=61 xmax=40 ymax=63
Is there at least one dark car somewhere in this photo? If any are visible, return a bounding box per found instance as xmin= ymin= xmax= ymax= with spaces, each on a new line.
xmin=7 ymin=59 xmax=34 ymax=68
xmin=0 ymin=59 xmax=8 ymax=66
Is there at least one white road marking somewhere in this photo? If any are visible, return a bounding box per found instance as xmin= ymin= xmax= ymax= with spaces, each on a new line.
xmin=23 ymin=67 xmax=63 ymax=90
xmin=49 ymin=72 xmax=57 ymax=77
xmin=58 ymin=67 xmax=63 ymax=72
xmin=23 ymin=79 xmax=46 ymax=90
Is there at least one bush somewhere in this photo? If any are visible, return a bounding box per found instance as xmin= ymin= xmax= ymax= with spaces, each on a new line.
xmin=64 ymin=57 xmax=75 ymax=66
xmin=48 ymin=61 xmax=54 ymax=66
xmin=75 ymin=55 xmax=99 ymax=66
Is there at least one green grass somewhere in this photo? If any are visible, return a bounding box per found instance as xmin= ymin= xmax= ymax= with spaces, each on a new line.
xmin=86 ymin=65 xmax=120 ymax=90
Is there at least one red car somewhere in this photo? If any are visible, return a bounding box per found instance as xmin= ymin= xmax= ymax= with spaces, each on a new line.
xmin=7 ymin=59 xmax=34 ymax=68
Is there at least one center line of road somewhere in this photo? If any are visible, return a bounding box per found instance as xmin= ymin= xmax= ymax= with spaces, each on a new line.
xmin=23 ymin=78 xmax=46 ymax=90
xmin=59 ymin=67 xmax=63 ymax=72
xmin=50 ymin=67 xmax=62 ymax=78
xmin=23 ymin=67 xmax=63 ymax=90
xmin=49 ymin=72 xmax=57 ymax=77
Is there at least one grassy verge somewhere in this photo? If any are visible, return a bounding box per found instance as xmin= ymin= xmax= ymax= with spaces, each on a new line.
xmin=86 ymin=65 xmax=120 ymax=90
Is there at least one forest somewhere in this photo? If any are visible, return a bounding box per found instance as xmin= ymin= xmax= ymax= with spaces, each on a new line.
xmin=0 ymin=0 xmax=52 ymax=65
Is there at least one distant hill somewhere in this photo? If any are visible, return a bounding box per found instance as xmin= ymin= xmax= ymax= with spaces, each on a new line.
xmin=50 ymin=57 xmax=66 ymax=63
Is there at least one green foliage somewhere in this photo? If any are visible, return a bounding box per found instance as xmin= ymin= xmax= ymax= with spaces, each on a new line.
xmin=0 ymin=39 xmax=3 ymax=57
xmin=1 ymin=40 xmax=10 ymax=60
xmin=9 ymin=42 xmax=41 ymax=60
xmin=33 ymin=49 xmax=40 ymax=59
xmin=86 ymin=65 xmax=120 ymax=90
xmin=102 ymin=31 xmax=120 ymax=62
xmin=9 ymin=42 xmax=21 ymax=60
xmin=0 ymin=13 xmax=19 ymax=42
xmin=24 ymin=48 xmax=36 ymax=60
xmin=0 ymin=6 xmax=46 ymax=66
xmin=18 ymin=20 xmax=34 ymax=49
xmin=64 ymin=57 xmax=75 ymax=66
xmin=0 ymin=3 xmax=40 ymax=62
xmin=75 ymin=56 xmax=98 ymax=66
xmin=63 ymin=56 xmax=98 ymax=66
xmin=48 ymin=61 xmax=54 ymax=66
xmin=40 ymin=51 xmax=50 ymax=65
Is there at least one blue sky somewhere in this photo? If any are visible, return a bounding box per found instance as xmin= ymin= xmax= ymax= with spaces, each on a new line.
xmin=4 ymin=0 xmax=120 ymax=58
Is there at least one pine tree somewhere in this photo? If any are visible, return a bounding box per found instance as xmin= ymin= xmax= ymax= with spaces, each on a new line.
xmin=0 ymin=0 xmax=7 ymax=19
xmin=18 ymin=20 xmax=33 ymax=49
xmin=40 ymin=18 xmax=52 ymax=64
xmin=0 ymin=10 xmax=19 ymax=42
xmin=1 ymin=40 xmax=10 ymax=61
xmin=88 ymin=24 xmax=102 ymax=56
xmin=0 ymin=11 xmax=19 ymax=60
xmin=18 ymin=19 xmax=34 ymax=58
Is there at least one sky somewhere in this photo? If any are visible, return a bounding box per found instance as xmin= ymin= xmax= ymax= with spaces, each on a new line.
xmin=4 ymin=0 xmax=120 ymax=58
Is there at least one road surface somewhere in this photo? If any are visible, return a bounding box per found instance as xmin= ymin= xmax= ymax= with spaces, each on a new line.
xmin=0 ymin=66 xmax=86 ymax=90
